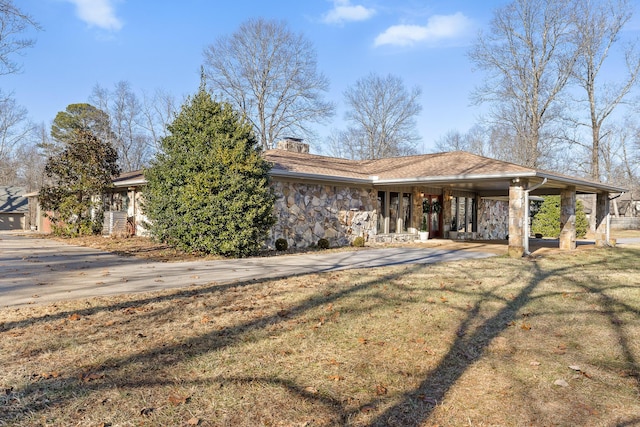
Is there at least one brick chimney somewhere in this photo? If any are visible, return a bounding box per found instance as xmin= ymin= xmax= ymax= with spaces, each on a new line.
xmin=276 ymin=137 xmax=309 ymax=154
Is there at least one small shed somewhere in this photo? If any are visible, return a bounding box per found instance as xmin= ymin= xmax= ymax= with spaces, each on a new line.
xmin=0 ymin=186 xmax=28 ymax=231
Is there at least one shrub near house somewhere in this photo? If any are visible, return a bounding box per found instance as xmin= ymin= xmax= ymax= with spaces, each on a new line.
xmin=532 ymin=196 xmax=589 ymax=238
xmin=143 ymin=83 xmax=275 ymax=258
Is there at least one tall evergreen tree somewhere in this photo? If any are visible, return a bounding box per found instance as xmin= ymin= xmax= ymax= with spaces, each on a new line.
xmin=143 ymin=84 xmax=275 ymax=257
xmin=39 ymin=128 xmax=120 ymax=236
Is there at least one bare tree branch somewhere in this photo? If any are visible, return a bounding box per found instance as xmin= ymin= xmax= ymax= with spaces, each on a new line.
xmin=332 ymin=73 xmax=421 ymax=160
xmin=0 ymin=0 xmax=40 ymax=76
xmin=203 ymin=18 xmax=334 ymax=150
xmin=469 ymin=0 xmax=577 ymax=168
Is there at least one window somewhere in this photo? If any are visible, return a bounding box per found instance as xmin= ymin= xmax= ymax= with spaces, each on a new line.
xmin=377 ymin=191 xmax=412 ymax=234
xmin=377 ymin=191 xmax=386 ymax=233
xmin=389 ymin=192 xmax=399 ymax=233
xmin=402 ymin=193 xmax=412 ymax=232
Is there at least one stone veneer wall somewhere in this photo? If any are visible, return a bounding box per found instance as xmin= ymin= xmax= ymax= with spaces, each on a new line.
xmin=477 ymin=199 xmax=509 ymax=240
xmin=268 ymin=180 xmax=377 ymax=248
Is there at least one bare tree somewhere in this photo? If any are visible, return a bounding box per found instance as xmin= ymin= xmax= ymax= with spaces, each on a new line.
xmin=331 ymin=73 xmax=421 ymax=160
xmin=90 ymin=81 xmax=152 ymax=172
xmin=0 ymin=0 xmax=40 ymax=76
xmin=141 ymin=88 xmax=178 ymax=151
xmin=568 ymin=0 xmax=640 ymax=181
xmin=434 ymin=125 xmax=488 ymax=155
xmin=203 ymin=18 xmax=335 ymax=150
xmin=469 ymin=0 xmax=577 ymax=168
xmin=0 ymin=93 xmax=35 ymax=185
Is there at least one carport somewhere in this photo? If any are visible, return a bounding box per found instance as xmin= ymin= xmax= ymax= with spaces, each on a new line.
xmin=369 ymin=152 xmax=626 ymax=257
xmin=400 ymin=171 xmax=626 ymax=257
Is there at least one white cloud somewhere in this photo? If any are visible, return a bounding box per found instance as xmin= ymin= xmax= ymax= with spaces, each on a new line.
xmin=374 ymin=12 xmax=471 ymax=47
xmin=322 ymin=0 xmax=376 ymax=25
xmin=65 ymin=0 xmax=123 ymax=31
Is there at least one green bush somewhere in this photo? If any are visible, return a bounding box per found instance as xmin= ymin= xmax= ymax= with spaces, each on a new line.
xmin=532 ymin=196 xmax=589 ymax=238
xmin=352 ymin=236 xmax=365 ymax=247
xmin=576 ymin=199 xmax=589 ymax=238
xmin=143 ymin=82 xmax=275 ymax=257
xmin=275 ymin=238 xmax=288 ymax=251
xmin=317 ymin=238 xmax=330 ymax=249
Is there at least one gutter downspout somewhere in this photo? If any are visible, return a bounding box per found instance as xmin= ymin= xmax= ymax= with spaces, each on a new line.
xmin=524 ymin=178 xmax=548 ymax=255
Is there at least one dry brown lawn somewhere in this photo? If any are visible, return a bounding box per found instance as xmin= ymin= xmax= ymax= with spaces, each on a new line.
xmin=2 ymin=242 xmax=639 ymax=426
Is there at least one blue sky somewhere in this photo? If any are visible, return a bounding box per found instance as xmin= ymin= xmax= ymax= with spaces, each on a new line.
xmin=5 ymin=0 xmax=640 ymax=154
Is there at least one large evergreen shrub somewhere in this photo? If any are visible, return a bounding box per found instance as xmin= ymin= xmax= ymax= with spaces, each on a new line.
xmin=531 ymin=196 xmax=588 ymax=239
xmin=39 ymin=128 xmax=120 ymax=236
xmin=143 ymin=83 xmax=276 ymax=257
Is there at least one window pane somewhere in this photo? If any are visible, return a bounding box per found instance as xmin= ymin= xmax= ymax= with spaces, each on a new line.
xmin=389 ymin=192 xmax=399 ymax=233
xmin=377 ymin=191 xmax=386 ymax=233
xmin=402 ymin=193 xmax=411 ymax=232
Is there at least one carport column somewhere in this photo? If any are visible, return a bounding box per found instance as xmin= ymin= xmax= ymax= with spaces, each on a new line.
xmin=508 ymin=178 xmax=527 ymax=257
xmin=442 ymin=187 xmax=453 ymax=237
xmin=594 ymin=192 xmax=610 ymax=247
xmin=559 ymin=187 xmax=577 ymax=250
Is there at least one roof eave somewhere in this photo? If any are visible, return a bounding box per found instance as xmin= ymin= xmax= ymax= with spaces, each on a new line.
xmin=536 ymin=172 xmax=627 ymax=193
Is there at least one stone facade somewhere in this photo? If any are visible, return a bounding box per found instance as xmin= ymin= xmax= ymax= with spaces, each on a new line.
xmin=267 ymin=179 xmax=378 ymax=249
xmin=477 ymin=199 xmax=509 ymax=240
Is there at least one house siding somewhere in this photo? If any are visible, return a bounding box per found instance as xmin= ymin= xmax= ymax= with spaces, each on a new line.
xmin=268 ymin=178 xmax=377 ymax=249
xmin=478 ymin=199 xmax=509 ymax=240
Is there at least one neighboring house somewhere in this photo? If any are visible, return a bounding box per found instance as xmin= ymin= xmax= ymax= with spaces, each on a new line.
xmin=104 ymin=139 xmax=625 ymax=257
xmin=0 ymin=187 xmax=28 ymax=231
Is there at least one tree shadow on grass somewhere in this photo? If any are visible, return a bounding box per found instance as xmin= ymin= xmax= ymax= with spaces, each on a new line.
xmin=3 ymin=248 xmax=639 ymax=425
xmin=366 ymin=247 xmax=640 ymax=426
xmin=2 ymin=261 xmax=428 ymax=423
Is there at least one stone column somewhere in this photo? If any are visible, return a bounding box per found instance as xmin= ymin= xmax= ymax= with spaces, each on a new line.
xmin=508 ymin=179 xmax=527 ymax=257
xmin=594 ymin=192 xmax=610 ymax=247
xmin=559 ymin=187 xmax=576 ymax=250
xmin=442 ymin=187 xmax=452 ymax=237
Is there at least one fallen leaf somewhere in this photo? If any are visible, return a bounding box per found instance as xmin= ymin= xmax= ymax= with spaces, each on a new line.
xmin=187 ymin=418 xmax=200 ymax=426
xmin=360 ymin=405 xmax=376 ymax=413
xmin=79 ymin=372 xmax=105 ymax=382
xmin=304 ymin=386 xmax=318 ymax=394
xmin=200 ymin=316 xmax=210 ymax=324
xmin=168 ymin=394 xmax=190 ymax=405
xmin=520 ymin=322 xmax=531 ymax=330
xmin=553 ymin=379 xmax=569 ymax=387
xmin=530 ymin=361 xmax=541 ymax=366
xmin=569 ymin=365 xmax=581 ymax=371
xmin=375 ymin=384 xmax=387 ymax=395
xmin=440 ymin=296 xmax=448 ymax=303
xmin=328 ymin=375 xmax=344 ymax=381
xmin=358 ymin=337 xmax=368 ymax=345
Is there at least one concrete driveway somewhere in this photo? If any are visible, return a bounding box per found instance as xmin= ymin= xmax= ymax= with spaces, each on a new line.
xmin=0 ymin=232 xmax=498 ymax=308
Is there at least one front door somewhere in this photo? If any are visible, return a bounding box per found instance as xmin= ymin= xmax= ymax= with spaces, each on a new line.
xmin=423 ymin=195 xmax=442 ymax=238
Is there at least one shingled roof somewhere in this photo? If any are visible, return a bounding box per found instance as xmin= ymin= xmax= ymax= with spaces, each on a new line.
xmin=263 ymin=149 xmax=625 ymax=194
xmin=111 ymin=150 xmax=625 ymax=195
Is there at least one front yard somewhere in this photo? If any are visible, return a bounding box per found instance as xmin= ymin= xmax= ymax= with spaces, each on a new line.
xmin=1 ymin=244 xmax=639 ymax=426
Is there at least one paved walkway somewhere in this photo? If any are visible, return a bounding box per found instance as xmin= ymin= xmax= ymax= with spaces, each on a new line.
xmin=0 ymin=233 xmax=498 ymax=308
